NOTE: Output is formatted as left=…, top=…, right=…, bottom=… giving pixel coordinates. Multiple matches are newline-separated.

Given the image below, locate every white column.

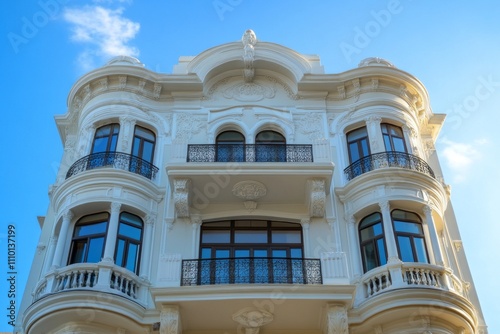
left=365, top=116, right=383, bottom=154
left=119, top=116, right=136, bottom=153
left=140, top=214, right=155, bottom=279
left=423, top=205, right=444, bottom=266
left=44, top=236, right=58, bottom=273
left=347, top=216, right=362, bottom=278
left=301, top=218, right=310, bottom=257
left=327, top=218, right=342, bottom=252
left=191, top=216, right=202, bottom=258
left=102, top=202, right=121, bottom=263
left=401, top=125, right=414, bottom=154
left=379, top=200, right=400, bottom=263
left=51, top=210, right=73, bottom=269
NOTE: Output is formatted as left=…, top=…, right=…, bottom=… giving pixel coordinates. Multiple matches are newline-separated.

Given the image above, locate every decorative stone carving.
left=232, top=308, right=273, bottom=334
left=118, top=76, right=127, bottom=89
left=242, top=29, right=257, bottom=82
left=173, top=179, right=190, bottom=218
left=138, top=79, right=146, bottom=92
left=232, top=181, right=267, bottom=200
left=174, top=113, right=205, bottom=141
left=99, top=77, right=108, bottom=91
left=296, top=113, right=324, bottom=140
left=371, top=78, right=379, bottom=90
left=36, top=243, right=46, bottom=254
left=337, top=85, right=346, bottom=99
left=223, top=82, right=275, bottom=102
left=326, top=304, right=348, bottom=334
left=153, top=83, right=162, bottom=99
left=358, top=57, right=395, bottom=67
left=160, top=305, right=180, bottom=334
left=307, top=179, right=326, bottom=218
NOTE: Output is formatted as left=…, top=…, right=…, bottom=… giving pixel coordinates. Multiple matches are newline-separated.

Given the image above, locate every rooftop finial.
left=242, top=29, right=257, bottom=82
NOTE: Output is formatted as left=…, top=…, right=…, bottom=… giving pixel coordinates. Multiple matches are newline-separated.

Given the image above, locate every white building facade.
left=18, top=30, right=487, bottom=334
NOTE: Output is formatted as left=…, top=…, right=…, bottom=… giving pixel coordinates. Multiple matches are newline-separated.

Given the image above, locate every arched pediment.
left=174, top=30, right=324, bottom=84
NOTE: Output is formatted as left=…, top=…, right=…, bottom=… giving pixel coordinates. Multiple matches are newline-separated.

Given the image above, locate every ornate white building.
left=17, top=30, right=487, bottom=334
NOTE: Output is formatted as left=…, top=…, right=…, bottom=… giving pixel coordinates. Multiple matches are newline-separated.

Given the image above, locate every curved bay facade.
left=18, top=30, right=487, bottom=334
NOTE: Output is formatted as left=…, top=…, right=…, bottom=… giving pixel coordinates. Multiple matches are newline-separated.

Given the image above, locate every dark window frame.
left=392, top=209, right=429, bottom=263
left=381, top=123, right=407, bottom=153
left=131, top=125, right=156, bottom=163
left=91, top=123, right=120, bottom=154
left=215, top=130, right=245, bottom=162
left=359, top=212, right=388, bottom=273
left=68, top=212, right=109, bottom=265
left=114, top=212, right=143, bottom=275
left=346, top=126, right=371, bottom=164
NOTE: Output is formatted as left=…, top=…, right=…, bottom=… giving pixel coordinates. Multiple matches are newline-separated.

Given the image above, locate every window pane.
left=92, top=138, right=108, bottom=153
left=254, top=249, right=268, bottom=257
left=235, top=249, right=250, bottom=257
left=235, top=230, right=267, bottom=243
left=217, top=131, right=244, bottom=142
left=360, top=213, right=382, bottom=228
left=360, top=139, right=369, bottom=156
left=201, top=248, right=212, bottom=259
left=383, top=135, right=392, bottom=151
left=235, top=221, right=267, bottom=227
left=392, top=210, right=420, bottom=222
left=393, top=138, right=406, bottom=152
left=397, top=236, right=414, bottom=262
left=360, top=223, right=383, bottom=241
left=272, top=249, right=287, bottom=258
left=125, top=243, right=139, bottom=272
left=414, top=237, right=429, bottom=263
left=132, top=137, right=141, bottom=156
left=377, top=239, right=387, bottom=265
left=347, top=127, right=368, bottom=141
left=272, top=230, right=301, bottom=243
left=115, top=239, right=125, bottom=266
left=120, top=213, right=142, bottom=227
left=215, top=249, right=230, bottom=258
left=87, top=237, right=105, bottom=263
left=394, top=221, right=422, bottom=234
left=118, top=223, right=142, bottom=240
left=256, top=131, right=285, bottom=143
left=362, top=243, right=377, bottom=272
left=142, top=141, right=154, bottom=162
left=202, top=230, right=230, bottom=243
left=349, top=142, right=360, bottom=162
left=70, top=241, right=87, bottom=264
left=74, top=222, right=107, bottom=237
left=205, top=221, right=231, bottom=227
left=290, top=248, right=302, bottom=258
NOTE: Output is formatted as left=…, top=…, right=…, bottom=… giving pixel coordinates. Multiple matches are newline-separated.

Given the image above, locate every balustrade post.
left=51, top=210, right=73, bottom=270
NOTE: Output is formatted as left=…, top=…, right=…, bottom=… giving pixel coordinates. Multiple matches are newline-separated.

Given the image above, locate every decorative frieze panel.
left=232, top=308, right=274, bottom=334
left=160, top=305, right=181, bottom=334
left=326, top=304, right=349, bottom=334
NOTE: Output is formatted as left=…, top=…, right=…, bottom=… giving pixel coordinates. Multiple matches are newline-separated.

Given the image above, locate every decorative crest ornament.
left=242, top=29, right=257, bottom=82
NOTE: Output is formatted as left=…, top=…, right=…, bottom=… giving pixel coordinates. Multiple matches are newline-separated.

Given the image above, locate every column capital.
left=378, top=200, right=390, bottom=212
left=422, top=204, right=432, bottom=216
left=145, top=214, right=157, bottom=226
left=110, top=202, right=122, bottom=214
left=62, top=209, right=73, bottom=222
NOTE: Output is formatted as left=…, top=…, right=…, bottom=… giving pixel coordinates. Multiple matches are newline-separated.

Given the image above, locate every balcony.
left=32, top=262, right=148, bottom=305
left=181, top=257, right=322, bottom=286
left=66, top=151, right=159, bottom=180
left=187, top=144, right=313, bottom=162
left=344, top=151, right=435, bottom=181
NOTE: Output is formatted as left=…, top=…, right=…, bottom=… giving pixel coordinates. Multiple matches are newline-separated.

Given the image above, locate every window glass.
left=74, top=222, right=107, bottom=237
left=415, top=237, right=429, bottom=263
left=87, top=237, right=105, bottom=263
left=115, top=212, right=143, bottom=274
left=118, top=223, right=142, bottom=240
left=394, top=221, right=422, bottom=234
left=392, top=209, right=428, bottom=263
left=115, top=239, right=125, bottom=267
left=272, top=230, right=301, bottom=243
left=381, top=123, right=406, bottom=152
left=397, top=236, right=414, bottom=262
left=91, top=124, right=119, bottom=153
left=255, top=131, right=285, bottom=143
left=217, top=131, right=245, bottom=142
left=359, top=213, right=386, bottom=272
left=69, top=213, right=108, bottom=265
left=69, top=241, right=87, bottom=264
left=202, top=230, right=230, bottom=243
left=235, top=230, right=267, bottom=243
left=125, top=243, right=139, bottom=272
left=131, top=126, right=156, bottom=163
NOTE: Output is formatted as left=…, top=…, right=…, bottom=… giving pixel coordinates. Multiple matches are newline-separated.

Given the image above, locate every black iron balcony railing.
left=187, top=144, right=313, bottom=162
left=344, top=151, right=435, bottom=181
left=181, top=257, right=322, bottom=286
left=66, top=151, right=159, bottom=180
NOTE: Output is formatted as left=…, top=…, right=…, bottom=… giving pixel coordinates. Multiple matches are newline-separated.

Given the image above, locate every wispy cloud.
left=440, top=138, right=487, bottom=183
left=63, top=5, right=140, bottom=70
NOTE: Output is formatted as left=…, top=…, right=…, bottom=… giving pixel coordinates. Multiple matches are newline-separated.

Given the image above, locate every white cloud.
left=439, top=138, right=487, bottom=183
left=63, top=5, right=140, bottom=69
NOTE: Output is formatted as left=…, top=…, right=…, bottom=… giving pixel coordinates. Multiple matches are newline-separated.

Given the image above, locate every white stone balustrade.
left=32, top=262, right=147, bottom=305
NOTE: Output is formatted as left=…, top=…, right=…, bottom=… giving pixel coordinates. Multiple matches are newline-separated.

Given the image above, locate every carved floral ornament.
left=232, top=180, right=267, bottom=200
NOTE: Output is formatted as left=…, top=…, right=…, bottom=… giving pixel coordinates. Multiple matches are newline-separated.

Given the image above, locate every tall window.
left=255, top=130, right=286, bottom=162
left=381, top=123, right=406, bottom=152
left=131, top=126, right=156, bottom=176
left=392, top=210, right=428, bottom=263
left=359, top=213, right=387, bottom=272
left=69, top=213, right=109, bottom=264
left=115, top=213, right=143, bottom=274
left=347, top=127, right=370, bottom=163
left=91, top=124, right=120, bottom=153
left=200, top=220, right=303, bottom=284
left=216, top=131, right=245, bottom=162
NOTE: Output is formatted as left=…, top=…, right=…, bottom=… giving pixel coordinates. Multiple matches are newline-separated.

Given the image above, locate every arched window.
left=392, top=210, right=428, bottom=263
left=347, top=127, right=370, bottom=163
left=255, top=130, right=286, bottom=162
left=199, top=220, right=304, bottom=284
left=131, top=126, right=156, bottom=176
left=381, top=123, right=406, bottom=152
left=115, top=212, right=143, bottom=274
left=91, top=124, right=120, bottom=153
left=216, top=131, right=245, bottom=162
left=68, top=213, right=109, bottom=264
left=132, top=126, right=155, bottom=163
left=359, top=213, right=387, bottom=272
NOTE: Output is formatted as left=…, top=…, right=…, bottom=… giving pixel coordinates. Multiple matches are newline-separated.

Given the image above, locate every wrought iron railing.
left=344, top=151, right=435, bottom=181
left=66, top=151, right=159, bottom=180
left=187, top=144, right=313, bottom=162
left=181, top=257, right=322, bottom=286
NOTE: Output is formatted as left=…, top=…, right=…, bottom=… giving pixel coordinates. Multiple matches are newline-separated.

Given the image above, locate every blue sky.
left=2, top=0, right=499, bottom=332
